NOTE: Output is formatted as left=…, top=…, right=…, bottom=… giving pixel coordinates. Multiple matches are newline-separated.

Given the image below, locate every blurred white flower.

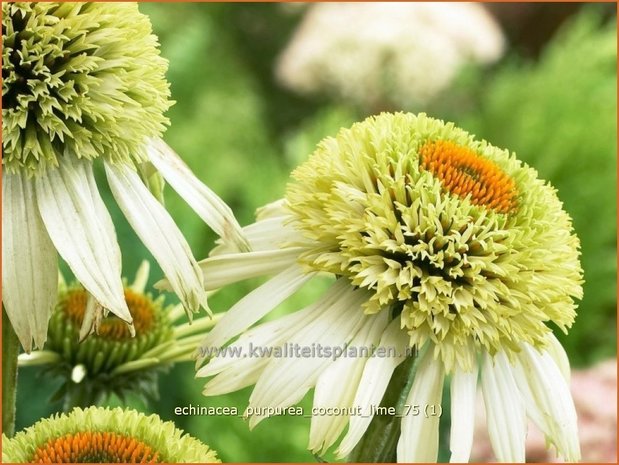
left=276, top=2, right=505, bottom=110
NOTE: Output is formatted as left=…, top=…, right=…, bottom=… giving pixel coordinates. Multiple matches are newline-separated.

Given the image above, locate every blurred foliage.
left=15, top=3, right=616, bottom=463
left=459, top=10, right=617, bottom=366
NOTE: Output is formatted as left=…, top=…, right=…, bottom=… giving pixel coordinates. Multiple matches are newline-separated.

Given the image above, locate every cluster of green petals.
left=286, top=112, right=583, bottom=371
left=2, top=2, right=171, bottom=175
left=2, top=406, right=220, bottom=463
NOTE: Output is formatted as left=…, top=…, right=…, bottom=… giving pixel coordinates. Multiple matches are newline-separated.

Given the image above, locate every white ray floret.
left=247, top=285, right=368, bottom=428
left=310, top=311, right=389, bottom=454
left=2, top=172, right=58, bottom=351
left=146, top=138, right=249, bottom=252
left=481, top=351, right=527, bottom=462
left=199, top=265, right=315, bottom=354
left=34, top=160, right=132, bottom=325
left=449, top=358, right=478, bottom=463
left=397, top=347, right=445, bottom=463
left=336, top=318, right=410, bottom=457
left=105, top=162, right=208, bottom=316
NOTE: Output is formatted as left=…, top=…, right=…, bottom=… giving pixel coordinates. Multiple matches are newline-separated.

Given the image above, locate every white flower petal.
left=78, top=292, right=103, bottom=342
left=200, top=282, right=346, bottom=394
left=255, top=198, right=288, bottom=221
left=199, top=247, right=304, bottom=291
left=247, top=285, right=369, bottom=428
left=480, top=351, right=526, bottom=462
left=2, top=171, right=57, bottom=351
left=198, top=306, right=311, bottom=378
left=33, top=160, right=131, bottom=324
left=516, top=344, right=580, bottom=462
left=104, top=162, right=207, bottom=314
left=210, top=216, right=302, bottom=256
left=397, top=346, right=445, bottom=463
left=449, top=357, right=478, bottom=463
left=202, top=360, right=267, bottom=396
left=336, top=317, right=410, bottom=458
left=146, top=138, right=249, bottom=252
left=199, top=264, right=314, bottom=352
left=309, top=311, right=389, bottom=454
left=545, top=333, right=571, bottom=381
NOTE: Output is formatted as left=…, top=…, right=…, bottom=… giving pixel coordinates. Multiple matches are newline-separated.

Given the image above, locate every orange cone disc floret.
left=47, top=283, right=172, bottom=375
left=31, top=431, right=160, bottom=463
left=419, top=140, right=517, bottom=214
left=2, top=407, right=220, bottom=463
left=60, top=289, right=155, bottom=341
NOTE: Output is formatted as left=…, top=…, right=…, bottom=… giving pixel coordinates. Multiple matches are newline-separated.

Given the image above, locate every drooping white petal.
left=449, top=356, right=478, bottom=463
left=247, top=285, right=369, bottom=428
left=78, top=292, right=104, bottom=342
left=202, top=307, right=317, bottom=396
left=202, top=359, right=268, bottom=396
left=397, top=346, right=445, bottom=463
left=200, top=279, right=351, bottom=394
left=198, top=306, right=313, bottom=378
left=255, top=198, right=289, bottom=221
left=145, top=138, right=249, bottom=252
left=210, top=216, right=304, bottom=256
left=515, top=344, right=580, bottom=462
left=199, top=264, right=314, bottom=353
left=545, top=333, right=571, bottom=381
left=480, top=351, right=526, bottom=462
left=2, top=171, right=57, bottom=351
left=33, top=160, right=131, bottom=324
left=309, top=311, right=389, bottom=454
left=104, top=162, right=207, bottom=315
left=336, top=317, right=410, bottom=458
left=199, top=247, right=304, bottom=290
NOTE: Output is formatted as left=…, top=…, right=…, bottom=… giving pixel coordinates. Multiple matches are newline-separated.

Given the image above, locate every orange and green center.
left=60, top=289, right=155, bottom=340
left=31, top=432, right=161, bottom=463
left=419, top=140, right=517, bottom=214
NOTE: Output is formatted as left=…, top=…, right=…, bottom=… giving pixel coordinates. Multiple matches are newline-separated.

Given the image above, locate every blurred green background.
left=16, top=3, right=616, bottom=462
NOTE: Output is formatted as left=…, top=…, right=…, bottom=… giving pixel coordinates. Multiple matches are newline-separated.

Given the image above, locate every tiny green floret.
left=2, top=2, right=172, bottom=174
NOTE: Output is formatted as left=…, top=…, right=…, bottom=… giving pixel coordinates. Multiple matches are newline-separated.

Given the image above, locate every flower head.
left=19, top=262, right=220, bottom=407
left=286, top=112, right=582, bottom=370
left=2, top=2, right=246, bottom=352
left=196, top=113, right=583, bottom=462
left=2, top=406, right=220, bottom=463
left=2, top=2, right=171, bottom=174
left=276, top=3, right=505, bottom=110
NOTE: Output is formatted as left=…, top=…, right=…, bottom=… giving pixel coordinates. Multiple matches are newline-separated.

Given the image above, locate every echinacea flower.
left=2, top=2, right=246, bottom=351
left=2, top=406, right=220, bottom=463
left=276, top=3, right=504, bottom=110
left=196, top=113, right=583, bottom=462
left=18, top=261, right=220, bottom=408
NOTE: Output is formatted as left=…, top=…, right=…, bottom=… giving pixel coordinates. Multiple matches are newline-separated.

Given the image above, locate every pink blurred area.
left=471, top=359, right=617, bottom=463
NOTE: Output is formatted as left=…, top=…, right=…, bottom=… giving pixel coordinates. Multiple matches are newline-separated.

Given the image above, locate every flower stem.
left=2, top=309, right=20, bottom=437
left=63, top=382, right=105, bottom=412
left=348, top=347, right=419, bottom=462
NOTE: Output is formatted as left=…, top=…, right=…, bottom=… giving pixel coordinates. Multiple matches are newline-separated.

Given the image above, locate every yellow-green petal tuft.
left=286, top=112, right=583, bottom=371
left=2, top=2, right=172, bottom=175
left=2, top=406, right=220, bottom=463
